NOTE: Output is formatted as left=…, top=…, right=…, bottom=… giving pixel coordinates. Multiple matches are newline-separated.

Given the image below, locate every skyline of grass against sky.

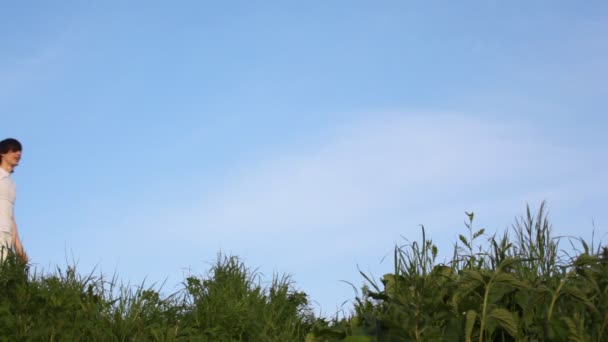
left=2, top=1, right=607, bottom=312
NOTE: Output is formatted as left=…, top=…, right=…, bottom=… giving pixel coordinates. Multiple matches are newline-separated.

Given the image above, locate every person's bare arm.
left=12, top=218, right=27, bottom=262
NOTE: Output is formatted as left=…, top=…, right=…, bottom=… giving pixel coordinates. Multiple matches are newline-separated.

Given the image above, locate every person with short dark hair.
left=0, top=138, right=27, bottom=262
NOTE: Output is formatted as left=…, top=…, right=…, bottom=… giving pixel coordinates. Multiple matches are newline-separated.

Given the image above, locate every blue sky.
left=2, top=1, right=607, bottom=314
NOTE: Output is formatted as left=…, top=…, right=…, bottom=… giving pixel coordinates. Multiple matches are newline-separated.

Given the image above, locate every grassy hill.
left=1, top=202, right=606, bottom=341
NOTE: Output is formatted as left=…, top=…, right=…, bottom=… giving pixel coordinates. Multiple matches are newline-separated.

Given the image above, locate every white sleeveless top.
left=0, top=168, right=16, bottom=233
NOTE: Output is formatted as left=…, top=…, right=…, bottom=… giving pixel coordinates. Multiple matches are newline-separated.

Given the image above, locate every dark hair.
left=0, top=138, right=22, bottom=156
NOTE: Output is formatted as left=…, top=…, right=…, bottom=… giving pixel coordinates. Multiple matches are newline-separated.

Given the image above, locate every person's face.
left=0, top=149, right=21, bottom=168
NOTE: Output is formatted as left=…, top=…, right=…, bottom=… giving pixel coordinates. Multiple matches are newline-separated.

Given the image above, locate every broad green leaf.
left=493, top=272, right=527, bottom=289
left=459, top=235, right=469, bottom=247
left=562, top=317, right=585, bottom=342
left=305, top=333, right=317, bottom=342
left=473, top=228, right=485, bottom=239
left=496, top=257, right=518, bottom=271
left=465, top=310, right=477, bottom=342
left=581, top=240, right=590, bottom=254
left=488, top=308, right=518, bottom=337
left=344, top=336, right=374, bottom=342
left=573, top=254, right=597, bottom=267
left=461, top=270, right=484, bottom=284
left=563, top=286, right=597, bottom=313
left=466, top=211, right=474, bottom=221
left=486, top=284, right=512, bottom=304
left=548, top=315, right=569, bottom=339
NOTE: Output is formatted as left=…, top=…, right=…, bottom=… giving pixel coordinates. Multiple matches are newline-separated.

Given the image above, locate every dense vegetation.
left=0, top=202, right=606, bottom=341
left=0, top=253, right=313, bottom=341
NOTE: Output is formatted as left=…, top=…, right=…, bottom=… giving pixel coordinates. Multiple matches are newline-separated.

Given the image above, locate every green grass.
left=0, top=253, right=313, bottom=341
left=1, top=202, right=606, bottom=341
left=309, top=202, right=608, bottom=341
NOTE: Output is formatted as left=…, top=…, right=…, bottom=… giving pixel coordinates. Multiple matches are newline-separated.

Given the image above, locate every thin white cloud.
left=179, top=113, right=604, bottom=238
